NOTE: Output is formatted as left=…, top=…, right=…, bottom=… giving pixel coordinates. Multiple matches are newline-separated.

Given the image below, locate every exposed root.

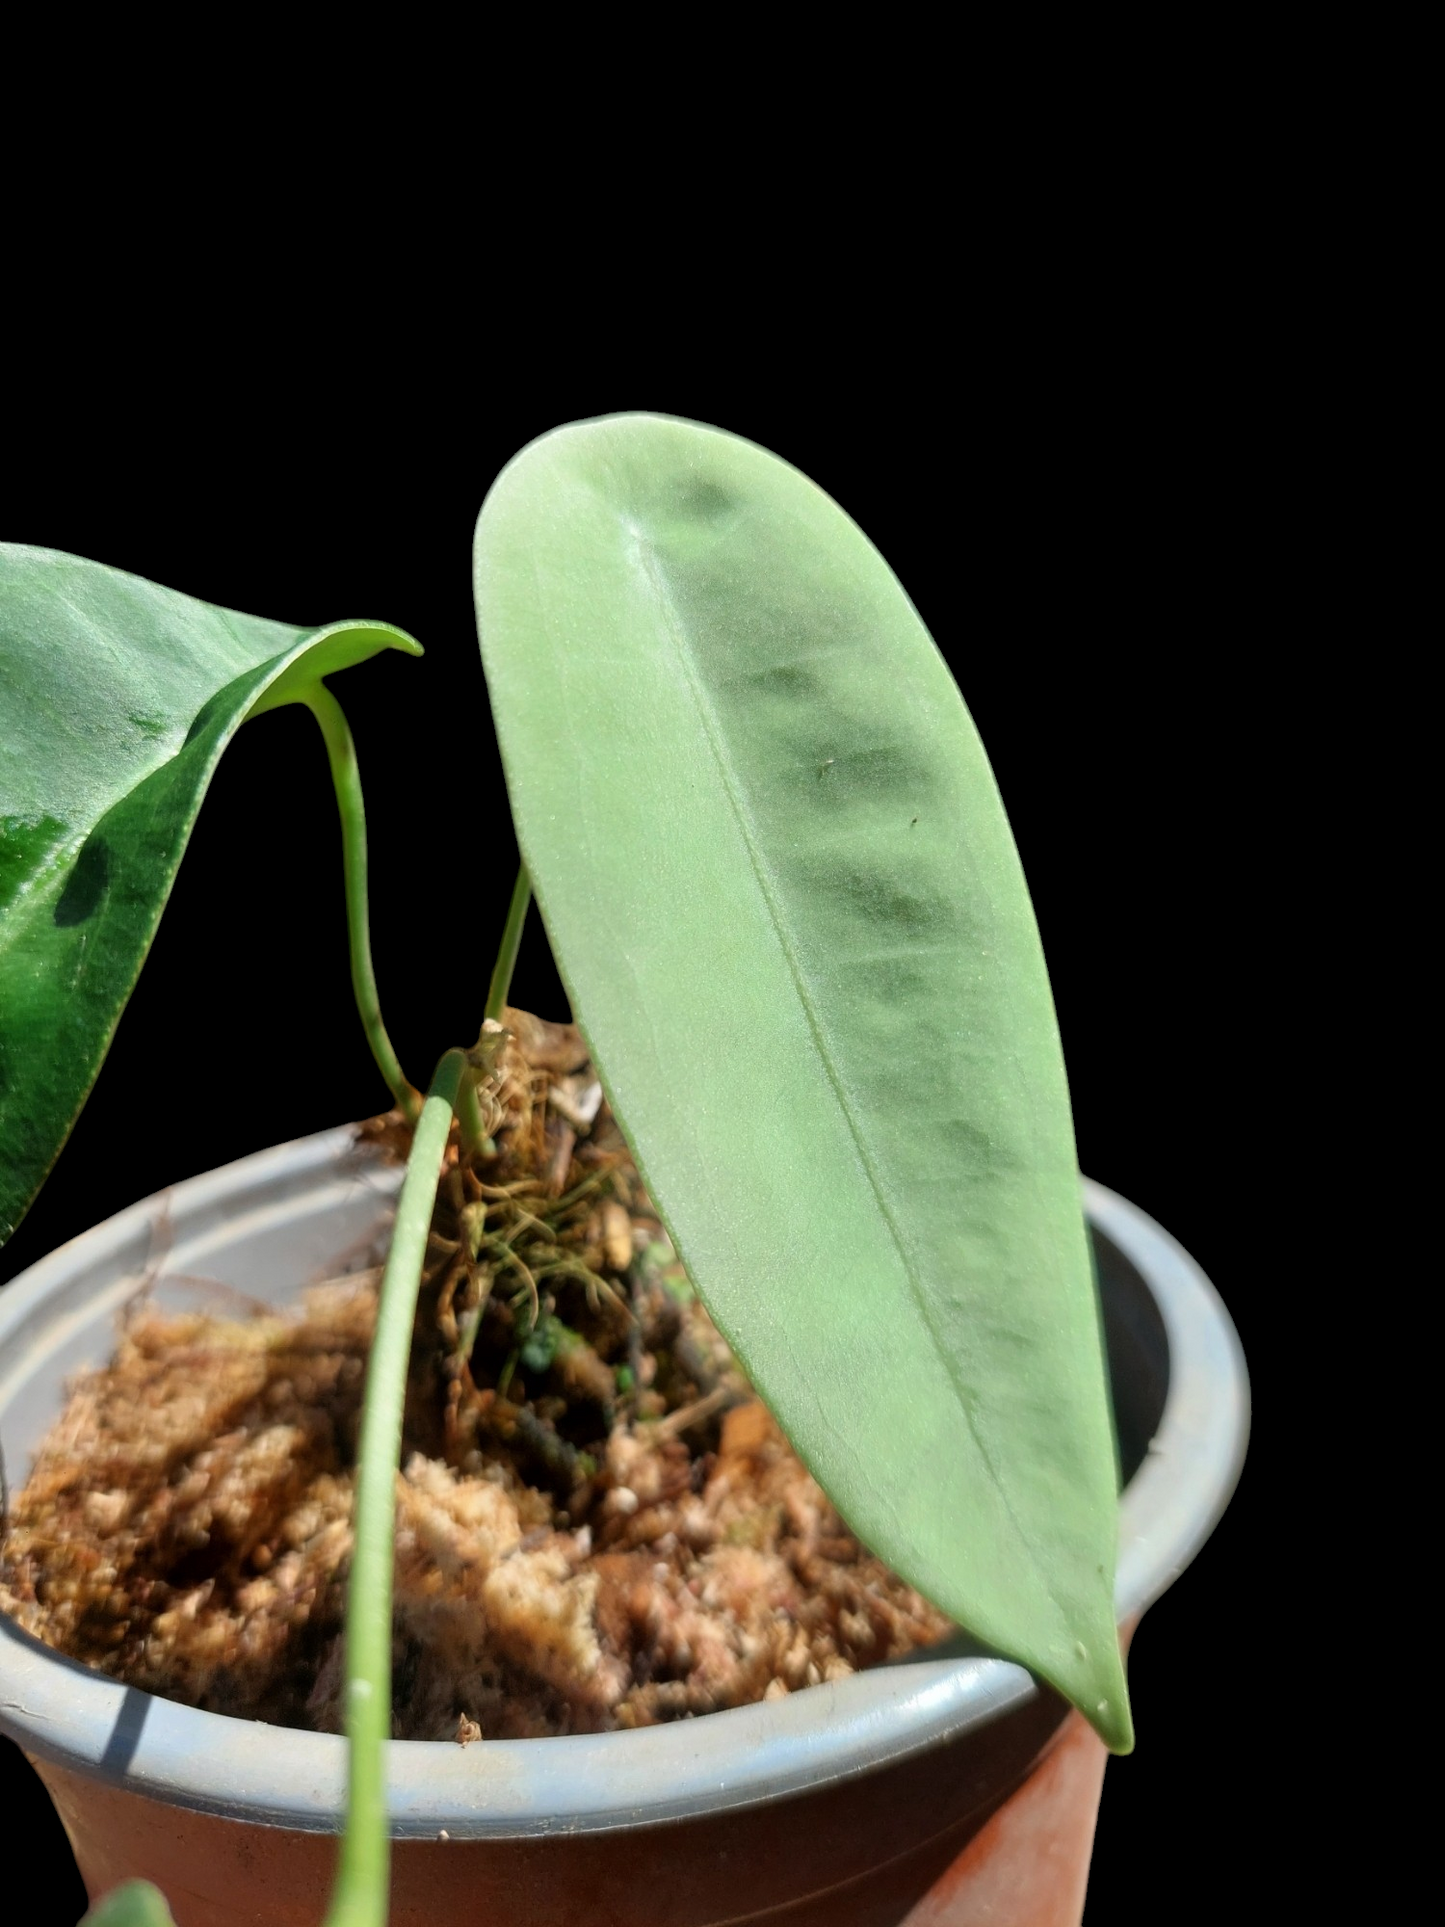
left=1, top=1008, right=951, bottom=1739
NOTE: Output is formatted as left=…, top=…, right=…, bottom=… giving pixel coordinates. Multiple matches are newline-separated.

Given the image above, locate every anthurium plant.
left=0, top=415, right=1131, bottom=1927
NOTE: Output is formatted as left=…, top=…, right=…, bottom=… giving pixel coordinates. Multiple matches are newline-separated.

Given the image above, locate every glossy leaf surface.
left=475, top=417, right=1131, bottom=1746
left=0, top=545, right=419, bottom=1241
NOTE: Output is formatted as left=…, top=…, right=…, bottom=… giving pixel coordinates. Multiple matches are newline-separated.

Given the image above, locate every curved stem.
left=485, top=863, right=531, bottom=1026
left=306, top=683, right=422, bottom=1123
left=323, top=1047, right=465, bottom=1927
left=455, top=1072, right=490, bottom=1158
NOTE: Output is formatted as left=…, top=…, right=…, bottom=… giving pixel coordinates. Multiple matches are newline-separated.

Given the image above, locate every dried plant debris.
left=1, top=1011, right=949, bottom=1739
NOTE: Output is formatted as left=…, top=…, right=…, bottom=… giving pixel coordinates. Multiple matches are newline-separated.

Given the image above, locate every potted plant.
left=0, top=414, right=1248, bottom=1925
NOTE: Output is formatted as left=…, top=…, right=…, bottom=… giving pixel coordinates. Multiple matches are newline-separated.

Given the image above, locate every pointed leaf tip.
left=474, top=415, right=1131, bottom=1739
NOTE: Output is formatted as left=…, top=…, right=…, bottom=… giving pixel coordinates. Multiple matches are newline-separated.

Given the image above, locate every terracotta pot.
left=0, top=1130, right=1248, bottom=1925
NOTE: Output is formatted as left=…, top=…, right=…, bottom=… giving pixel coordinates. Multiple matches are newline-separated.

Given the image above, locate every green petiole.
left=484, top=863, right=531, bottom=1027
left=454, top=1073, right=490, bottom=1158
left=305, top=684, right=422, bottom=1124
left=323, top=1046, right=465, bottom=1927
left=324, top=855, right=534, bottom=1923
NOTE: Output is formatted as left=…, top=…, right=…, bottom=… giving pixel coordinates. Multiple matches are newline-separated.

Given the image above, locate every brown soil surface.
left=0, top=1013, right=949, bottom=1739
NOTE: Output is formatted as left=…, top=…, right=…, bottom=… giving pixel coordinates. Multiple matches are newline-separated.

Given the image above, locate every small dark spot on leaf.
left=679, top=479, right=736, bottom=523
left=53, top=833, right=111, bottom=926
left=127, top=712, right=169, bottom=741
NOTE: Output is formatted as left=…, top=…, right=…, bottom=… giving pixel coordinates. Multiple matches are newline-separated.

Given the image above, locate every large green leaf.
left=0, top=545, right=419, bottom=1242
left=475, top=416, right=1131, bottom=1748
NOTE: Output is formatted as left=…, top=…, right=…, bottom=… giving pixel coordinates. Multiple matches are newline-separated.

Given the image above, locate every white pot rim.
left=0, top=1128, right=1248, bottom=1838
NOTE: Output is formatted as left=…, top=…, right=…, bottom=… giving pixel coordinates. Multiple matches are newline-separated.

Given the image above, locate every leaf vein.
left=630, top=533, right=1053, bottom=1608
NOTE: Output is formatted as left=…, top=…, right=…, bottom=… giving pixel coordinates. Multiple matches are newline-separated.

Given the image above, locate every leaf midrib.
left=626, top=515, right=1053, bottom=1613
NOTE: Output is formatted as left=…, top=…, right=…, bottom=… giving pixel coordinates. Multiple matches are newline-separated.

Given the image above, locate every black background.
left=1, top=348, right=1269, bottom=1923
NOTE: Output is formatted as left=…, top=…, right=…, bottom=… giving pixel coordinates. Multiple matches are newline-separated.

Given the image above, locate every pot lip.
left=0, top=1129, right=1249, bottom=1839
